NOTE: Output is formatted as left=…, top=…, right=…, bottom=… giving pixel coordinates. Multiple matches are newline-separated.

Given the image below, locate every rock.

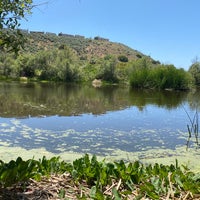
left=19, top=77, right=28, bottom=82
left=92, top=79, right=102, bottom=88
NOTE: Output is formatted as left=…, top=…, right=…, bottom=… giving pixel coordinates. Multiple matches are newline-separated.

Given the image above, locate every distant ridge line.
left=17, top=28, right=110, bottom=41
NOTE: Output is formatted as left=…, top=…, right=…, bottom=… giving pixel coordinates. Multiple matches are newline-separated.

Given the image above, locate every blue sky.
left=20, top=0, right=200, bottom=70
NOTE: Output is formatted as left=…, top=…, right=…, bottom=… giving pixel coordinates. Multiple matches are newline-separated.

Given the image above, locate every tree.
left=97, top=58, right=118, bottom=82
left=0, top=0, right=33, bottom=52
left=189, top=62, right=200, bottom=86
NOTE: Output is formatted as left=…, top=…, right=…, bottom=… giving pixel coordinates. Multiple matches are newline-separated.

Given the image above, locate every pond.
left=0, top=82, right=200, bottom=171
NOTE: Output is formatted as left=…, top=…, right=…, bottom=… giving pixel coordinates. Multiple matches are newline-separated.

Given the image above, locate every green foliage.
left=0, top=42, right=195, bottom=88
left=0, top=156, right=72, bottom=187
left=130, top=60, right=193, bottom=90
left=189, top=62, right=200, bottom=86
left=0, top=155, right=200, bottom=199
left=72, top=154, right=103, bottom=185
left=0, top=47, right=81, bottom=82
left=0, top=0, right=33, bottom=52
left=35, top=156, right=72, bottom=178
left=96, top=57, right=119, bottom=83
left=0, top=52, right=18, bottom=77
left=17, top=54, right=35, bottom=77
left=115, top=62, right=130, bottom=83
left=0, top=48, right=194, bottom=88
left=0, top=157, right=36, bottom=187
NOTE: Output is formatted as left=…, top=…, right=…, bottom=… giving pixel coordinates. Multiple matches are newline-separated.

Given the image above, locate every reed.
left=183, top=105, right=199, bottom=149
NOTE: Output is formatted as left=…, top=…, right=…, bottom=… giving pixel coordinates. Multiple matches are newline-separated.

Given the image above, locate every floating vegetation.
left=0, top=113, right=192, bottom=170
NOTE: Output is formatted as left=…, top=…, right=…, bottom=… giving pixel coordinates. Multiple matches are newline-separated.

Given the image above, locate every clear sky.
left=19, top=0, right=200, bottom=70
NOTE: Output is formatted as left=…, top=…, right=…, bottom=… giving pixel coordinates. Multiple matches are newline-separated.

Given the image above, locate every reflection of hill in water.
left=0, top=82, right=192, bottom=118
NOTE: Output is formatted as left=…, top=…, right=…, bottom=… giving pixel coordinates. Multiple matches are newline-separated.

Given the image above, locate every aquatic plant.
left=0, top=154, right=200, bottom=199
left=183, top=105, right=199, bottom=149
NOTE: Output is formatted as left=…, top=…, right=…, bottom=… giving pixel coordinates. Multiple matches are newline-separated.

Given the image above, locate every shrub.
left=136, top=54, right=142, bottom=58
left=118, top=55, right=128, bottom=62
left=152, top=60, right=161, bottom=65
left=130, top=68, right=149, bottom=88
left=130, top=63, right=192, bottom=90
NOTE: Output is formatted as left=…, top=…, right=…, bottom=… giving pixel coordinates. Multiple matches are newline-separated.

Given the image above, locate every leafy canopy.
left=0, top=0, right=33, bottom=52
left=189, top=62, right=200, bottom=86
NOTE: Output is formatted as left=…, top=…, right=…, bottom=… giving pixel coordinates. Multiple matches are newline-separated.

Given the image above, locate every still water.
left=0, top=82, right=199, bottom=170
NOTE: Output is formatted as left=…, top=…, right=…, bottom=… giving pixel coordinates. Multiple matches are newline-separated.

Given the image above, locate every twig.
left=183, top=191, right=190, bottom=200
left=116, top=178, right=122, bottom=190
left=103, top=182, right=116, bottom=195
left=168, top=172, right=174, bottom=199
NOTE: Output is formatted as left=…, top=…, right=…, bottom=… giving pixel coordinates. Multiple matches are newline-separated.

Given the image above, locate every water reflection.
left=0, top=82, right=194, bottom=118
left=129, top=89, right=188, bottom=111
left=187, top=89, right=200, bottom=111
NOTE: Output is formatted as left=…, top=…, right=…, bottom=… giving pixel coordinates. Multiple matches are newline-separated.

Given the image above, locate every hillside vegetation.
left=0, top=30, right=194, bottom=89
left=20, top=31, right=146, bottom=61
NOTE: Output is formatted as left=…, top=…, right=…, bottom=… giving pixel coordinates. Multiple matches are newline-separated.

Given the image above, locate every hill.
left=20, top=30, right=157, bottom=63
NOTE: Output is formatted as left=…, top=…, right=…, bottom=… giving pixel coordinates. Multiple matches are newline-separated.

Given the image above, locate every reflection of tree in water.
left=0, top=82, right=131, bottom=117
left=187, top=89, right=200, bottom=111
left=0, top=82, right=197, bottom=117
left=128, top=89, right=188, bottom=111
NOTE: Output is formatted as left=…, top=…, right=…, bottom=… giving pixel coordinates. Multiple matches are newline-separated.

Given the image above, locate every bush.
left=152, top=60, right=161, bottom=65
left=130, top=68, right=148, bottom=88
left=136, top=54, right=142, bottom=58
left=130, top=63, right=192, bottom=90
left=118, top=55, right=128, bottom=62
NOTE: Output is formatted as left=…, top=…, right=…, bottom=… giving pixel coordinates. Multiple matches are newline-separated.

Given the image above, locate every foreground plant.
left=0, top=154, right=200, bottom=199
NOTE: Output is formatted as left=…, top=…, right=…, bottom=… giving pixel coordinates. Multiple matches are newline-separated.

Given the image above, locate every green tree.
left=0, top=0, right=33, bottom=52
left=0, top=52, right=18, bottom=77
left=97, top=58, right=118, bottom=82
left=17, top=54, right=35, bottom=77
left=55, top=47, right=80, bottom=82
left=189, top=62, right=200, bottom=86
